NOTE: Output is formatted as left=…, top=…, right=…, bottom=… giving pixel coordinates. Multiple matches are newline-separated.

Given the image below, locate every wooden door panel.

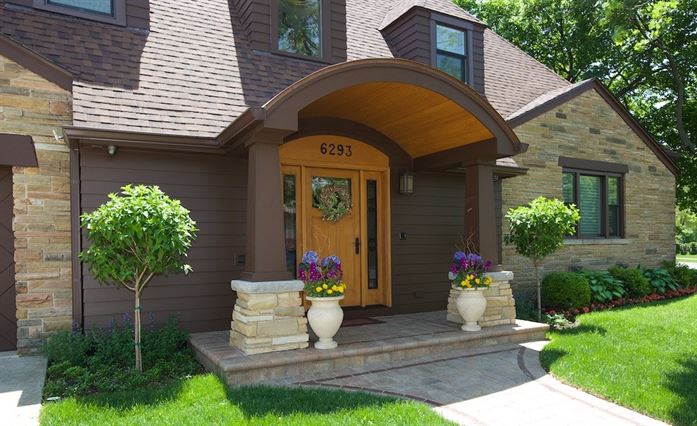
left=0, top=167, right=16, bottom=351
left=304, top=168, right=361, bottom=307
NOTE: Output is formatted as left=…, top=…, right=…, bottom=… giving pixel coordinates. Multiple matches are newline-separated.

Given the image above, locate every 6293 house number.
left=320, top=143, right=352, bottom=157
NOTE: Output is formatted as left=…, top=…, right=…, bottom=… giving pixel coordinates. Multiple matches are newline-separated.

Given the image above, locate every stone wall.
left=0, top=54, right=73, bottom=353
left=501, top=89, right=676, bottom=295
left=447, top=271, right=517, bottom=327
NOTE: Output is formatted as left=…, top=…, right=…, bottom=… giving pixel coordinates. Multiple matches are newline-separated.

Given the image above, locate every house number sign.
left=320, top=142, right=352, bottom=158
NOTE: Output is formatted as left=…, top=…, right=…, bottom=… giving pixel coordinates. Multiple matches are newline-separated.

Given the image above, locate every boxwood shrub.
left=609, top=266, right=652, bottom=297
left=541, top=272, right=591, bottom=310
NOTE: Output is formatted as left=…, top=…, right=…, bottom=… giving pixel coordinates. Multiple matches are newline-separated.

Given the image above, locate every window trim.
left=33, top=0, right=126, bottom=26
left=271, top=0, right=331, bottom=61
left=562, top=168, right=625, bottom=239
left=430, top=14, right=474, bottom=85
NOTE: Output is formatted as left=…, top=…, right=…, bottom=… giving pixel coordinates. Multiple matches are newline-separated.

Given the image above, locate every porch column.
left=241, top=132, right=292, bottom=282
left=464, top=162, right=498, bottom=265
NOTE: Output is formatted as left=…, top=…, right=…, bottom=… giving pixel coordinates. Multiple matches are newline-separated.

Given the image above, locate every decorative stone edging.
left=229, top=280, right=309, bottom=355
left=447, top=271, right=517, bottom=327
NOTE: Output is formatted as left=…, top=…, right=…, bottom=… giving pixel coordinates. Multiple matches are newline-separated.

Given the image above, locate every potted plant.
left=449, top=251, right=493, bottom=331
left=298, top=251, right=346, bottom=349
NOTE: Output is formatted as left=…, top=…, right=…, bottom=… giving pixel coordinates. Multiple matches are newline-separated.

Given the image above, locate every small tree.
left=80, top=185, right=197, bottom=371
left=505, top=197, right=580, bottom=321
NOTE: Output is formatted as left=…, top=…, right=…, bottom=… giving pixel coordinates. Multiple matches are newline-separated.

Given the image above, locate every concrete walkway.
left=302, top=341, right=665, bottom=426
left=0, top=351, right=46, bottom=426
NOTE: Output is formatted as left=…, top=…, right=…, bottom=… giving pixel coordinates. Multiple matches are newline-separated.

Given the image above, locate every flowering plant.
left=449, top=251, right=493, bottom=289
left=298, top=251, right=346, bottom=297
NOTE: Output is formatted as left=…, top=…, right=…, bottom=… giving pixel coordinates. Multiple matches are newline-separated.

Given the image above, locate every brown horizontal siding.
left=329, top=0, right=347, bottom=62
left=391, top=172, right=465, bottom=312
left=234, top=0, right=272, bottom=51
left=382, top=9, right=431, bottom=65
left=125, top=0, right=149, bottom=28
left=471, top=28, right=485, bottom=95
left=79, top=147, right=246, bottom=332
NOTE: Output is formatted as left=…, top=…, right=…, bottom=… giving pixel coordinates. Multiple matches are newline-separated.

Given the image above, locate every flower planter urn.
left=455, top=288, right=487, bottom=331
left=306, top=295, right=344, bottom=349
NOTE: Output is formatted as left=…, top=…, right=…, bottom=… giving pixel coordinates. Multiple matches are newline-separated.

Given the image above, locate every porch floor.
left=190, top=311, right=548, bottom=386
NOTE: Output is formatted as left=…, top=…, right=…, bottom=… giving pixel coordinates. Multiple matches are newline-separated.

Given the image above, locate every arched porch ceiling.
left=298, top=82, right=493, bottom=158
left=256, top=58, right=521, bottom=160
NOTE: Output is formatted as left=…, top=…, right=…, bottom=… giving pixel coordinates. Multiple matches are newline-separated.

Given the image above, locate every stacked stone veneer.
left=447, top=271, right=517, bottom=326
left=502, top=90, right=676, bottom=294
left=230, top=280, right=309, bottom=355
left=1, top=54, right=73, bottom=353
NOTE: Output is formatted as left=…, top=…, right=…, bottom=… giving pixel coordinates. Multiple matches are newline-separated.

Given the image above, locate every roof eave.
left=0, top=33, right=73, bottom=92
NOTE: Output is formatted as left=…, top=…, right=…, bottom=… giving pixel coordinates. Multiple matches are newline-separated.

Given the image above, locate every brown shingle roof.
left=0, top=0, right=569, bottom=137
left=379, top=0, right=483, bottom=30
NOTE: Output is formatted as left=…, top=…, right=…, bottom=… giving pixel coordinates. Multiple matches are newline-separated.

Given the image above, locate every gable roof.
left=0, top=33, right=72, bottom=91
left=506, top=78, right=679, bottom=176
left=379, top=0, right=483, bottom=30
left=0, top=0, right=569, bottom=138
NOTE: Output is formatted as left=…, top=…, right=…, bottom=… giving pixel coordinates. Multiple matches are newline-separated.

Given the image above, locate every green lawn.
left=677, top=254, right=697, bottom=264
left=40, top=374, right=452, bottom=426
left=540, top=295, right=697, bottom=425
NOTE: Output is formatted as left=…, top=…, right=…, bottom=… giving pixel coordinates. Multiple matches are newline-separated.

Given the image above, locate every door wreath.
left=316, top=185, right=352, bottom=222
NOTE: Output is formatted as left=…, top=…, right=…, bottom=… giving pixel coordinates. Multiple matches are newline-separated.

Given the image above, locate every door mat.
left=341, top=318, right=385, bottom=327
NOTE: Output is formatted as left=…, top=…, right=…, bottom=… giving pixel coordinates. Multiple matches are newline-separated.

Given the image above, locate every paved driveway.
left=302, top=341, right=665, bottom=426
left=0, top=351, right=46, bottom=426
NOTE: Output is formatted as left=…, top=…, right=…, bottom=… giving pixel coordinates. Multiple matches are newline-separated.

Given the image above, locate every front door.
left=304, top=168, right=362, bottom=306
left=0, top=167, right=16, bottom=351
left=280, top=136, right=391, bottom=308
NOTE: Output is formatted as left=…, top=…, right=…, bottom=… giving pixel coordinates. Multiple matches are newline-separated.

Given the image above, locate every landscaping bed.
left=540, top=294, right=697, bottom=426
left=40, top=318, right=450, bottom=426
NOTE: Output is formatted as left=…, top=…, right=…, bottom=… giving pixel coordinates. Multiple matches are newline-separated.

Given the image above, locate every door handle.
left=355, top=237, right=360, bottom=255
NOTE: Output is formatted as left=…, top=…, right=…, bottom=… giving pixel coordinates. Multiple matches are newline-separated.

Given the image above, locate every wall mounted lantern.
left=399, top=171, right=414, bottom=195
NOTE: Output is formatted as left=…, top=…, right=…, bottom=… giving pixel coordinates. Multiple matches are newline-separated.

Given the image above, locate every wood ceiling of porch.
left=298, top=82, right=494, bottom=158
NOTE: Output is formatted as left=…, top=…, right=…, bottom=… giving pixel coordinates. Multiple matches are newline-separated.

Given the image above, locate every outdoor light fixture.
left=107, top=145, right=118, bottom=156
left=399, top=171, right=414, bottom=194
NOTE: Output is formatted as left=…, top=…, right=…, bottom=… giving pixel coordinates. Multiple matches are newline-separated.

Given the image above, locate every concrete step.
left=190, top=313, right=548, bottom=386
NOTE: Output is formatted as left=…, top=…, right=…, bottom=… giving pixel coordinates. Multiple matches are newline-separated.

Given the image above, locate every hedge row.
left=677, top=242, right=697, bottom=255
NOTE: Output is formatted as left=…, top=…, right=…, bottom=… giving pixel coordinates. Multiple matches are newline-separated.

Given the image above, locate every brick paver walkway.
left=299, top=341, right=666, bottom=426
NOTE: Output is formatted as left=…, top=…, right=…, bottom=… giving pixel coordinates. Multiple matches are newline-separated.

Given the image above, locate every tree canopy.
left=456, top=0, right=696, bottom=211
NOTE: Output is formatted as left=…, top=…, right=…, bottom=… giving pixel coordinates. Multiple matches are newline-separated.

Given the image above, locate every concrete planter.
left=306, top=295, right=344, bottom=349
left=455, top=288, right=488, bottom=331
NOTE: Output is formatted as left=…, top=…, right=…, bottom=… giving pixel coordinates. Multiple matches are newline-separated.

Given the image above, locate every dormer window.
left=278, top=0, right=321, bottom=58
left=47, top=0, right=113, bottom=15
left=435, top=23, right=468, bottom=82
left=30, top=0, right=126, bottom=25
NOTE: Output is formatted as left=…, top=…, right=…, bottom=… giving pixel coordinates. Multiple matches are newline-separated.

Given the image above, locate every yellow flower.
left=338, top=287, right=344, bottom=293
left=331, top=285, right=338, bottom=291
left=327, top=289, right=333, bottom=295
left=485, top=276, right=492, bottom=285
left=315, top=286, right=322, bottom=292
left=322, top=284, right=328, bottom=289
left=475, top=278, right=481, bottom=285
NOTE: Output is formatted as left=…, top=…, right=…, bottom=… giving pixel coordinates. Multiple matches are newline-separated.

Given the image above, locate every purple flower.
left=454, top=251, right=466, bottom=262
left=302, top=251, right=319, bottom=264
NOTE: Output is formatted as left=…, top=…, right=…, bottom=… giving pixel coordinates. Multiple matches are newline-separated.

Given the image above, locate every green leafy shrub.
left=662, top=261, right=697, bottom=288
left=541, top=272, right=591, bottom=310
left=691, top=242, right=697, bottom=255
left=641, top=267, right=679, bottom=294
left=579, top=270, right=625, bottom=303
left=679, top=243, right=690, bottom=255
left=609, top=266, right=652, bottom=297
left=43, top=317, right=200, bottom=398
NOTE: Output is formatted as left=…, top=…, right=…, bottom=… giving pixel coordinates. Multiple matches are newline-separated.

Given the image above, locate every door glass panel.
left=311, top=176, right=351, bottom=208
left=367, top=180, right=378, bottom=289
left=579, top=175, right=602, bottom=237
left=283, top=175, right=297, bottom=276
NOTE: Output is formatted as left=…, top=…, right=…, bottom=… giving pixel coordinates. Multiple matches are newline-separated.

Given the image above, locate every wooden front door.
left=0, top=167, right=16, bottom=351
left=280, top=136, right=392, bottom=308
left=304, top=168, right=362, bottom=306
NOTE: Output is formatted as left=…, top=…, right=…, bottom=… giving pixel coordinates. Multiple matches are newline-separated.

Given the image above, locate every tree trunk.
left=534, top=261, right=541, bottom=322
left=134, top=290, right=143, bottom=372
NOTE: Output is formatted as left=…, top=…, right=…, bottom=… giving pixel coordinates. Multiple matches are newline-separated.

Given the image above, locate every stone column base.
left=230, top=280, right=309, bottom=355
left=447, top=271, right=516, bottom=327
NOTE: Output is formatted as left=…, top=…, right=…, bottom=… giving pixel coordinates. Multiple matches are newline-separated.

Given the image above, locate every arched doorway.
left=280, top=136, right=391, bottom=307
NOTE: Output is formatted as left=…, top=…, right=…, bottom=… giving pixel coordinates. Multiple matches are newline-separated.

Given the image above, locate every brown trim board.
left=69, top=139, right=83, bottom=328
left=0, top=133, right=38, bottom=167
left=0, top=33, right=72, bottom=92
left=507, top=78, right=678, bottom=176
left=558, top=156, right=629, bottom=174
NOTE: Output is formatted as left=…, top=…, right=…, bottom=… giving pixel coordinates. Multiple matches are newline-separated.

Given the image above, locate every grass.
left=540, top=294, right=697, bottom=426
left=677, top=254, right=697, bottom=264
left=40, top=374, right=452, bottom=426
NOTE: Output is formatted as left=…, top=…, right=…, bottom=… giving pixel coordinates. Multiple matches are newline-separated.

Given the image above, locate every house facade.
left=0, top=0, right=676, bottom=353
